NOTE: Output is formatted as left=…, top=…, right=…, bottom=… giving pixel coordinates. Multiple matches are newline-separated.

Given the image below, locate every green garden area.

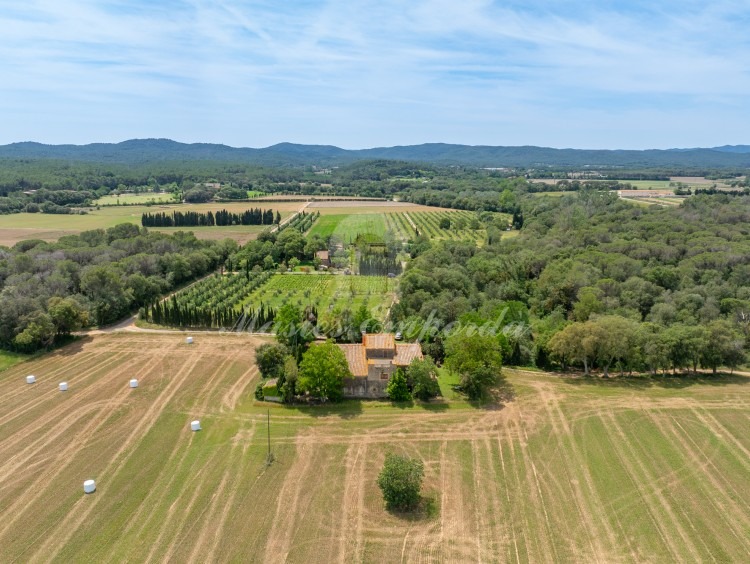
left=242, top=274, right=395, bottom=320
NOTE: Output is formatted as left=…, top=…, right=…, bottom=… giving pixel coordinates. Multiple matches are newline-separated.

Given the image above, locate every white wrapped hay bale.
left=26, top=375, right=36, bottom=384
left=129, top=379, right=138, bottom=388
left=83, top=479, right=96, bottom=494
left=186, top=336, right=194, bottom=344
left=59, top=382, right=68, bottom=391
left=191, top=420, right=201, bottom=431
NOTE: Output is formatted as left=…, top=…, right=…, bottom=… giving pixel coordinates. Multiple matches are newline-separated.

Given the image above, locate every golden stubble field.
left=1, top=332, right=750, bottom=562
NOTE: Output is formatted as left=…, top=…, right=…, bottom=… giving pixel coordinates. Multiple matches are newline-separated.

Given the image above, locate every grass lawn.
left=0, top=350, right=28, bottom=372
left=437, top=366, right=461, bottom=400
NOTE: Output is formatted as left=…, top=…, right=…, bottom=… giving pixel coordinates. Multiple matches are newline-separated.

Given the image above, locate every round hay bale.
left=26, top=375, right=36, bottom=384
left=59, top=382, right=68, bottom=391
left=186, top=336, right=194, bottom=344
left=190, top=420, right=201, bottom=431
left=83, top=479, right=96, bottom=494
left=129, top=379, right=138, bottom=388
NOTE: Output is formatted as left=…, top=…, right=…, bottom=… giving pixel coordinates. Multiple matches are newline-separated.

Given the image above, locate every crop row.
left=410, top=211, right=486, bottom=243
left=171, top=271, right=272, bottom=312
left=384, top=213, right=415, bottom=240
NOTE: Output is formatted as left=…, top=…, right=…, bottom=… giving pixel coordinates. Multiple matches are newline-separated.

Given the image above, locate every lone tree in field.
left=377, top=453, right=424, bottom=511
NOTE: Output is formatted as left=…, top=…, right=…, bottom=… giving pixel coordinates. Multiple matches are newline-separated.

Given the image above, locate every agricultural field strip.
left=306, top=210, right=488, bottom=242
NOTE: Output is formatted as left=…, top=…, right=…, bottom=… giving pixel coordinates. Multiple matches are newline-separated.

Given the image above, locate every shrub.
left=386, top=369, right=411, bottom=401
left=377, top=453, right=424, bottom=511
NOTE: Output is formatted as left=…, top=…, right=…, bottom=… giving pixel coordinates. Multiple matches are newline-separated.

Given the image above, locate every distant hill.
left=1, top=138, right=749, bottom=168
left=710, top=145, right=750, bottom=154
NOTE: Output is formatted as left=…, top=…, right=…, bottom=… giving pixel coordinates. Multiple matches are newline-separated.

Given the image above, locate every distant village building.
left=204, top=182, right=221, bottom=189
left=338, top=334, right=422, bottom=398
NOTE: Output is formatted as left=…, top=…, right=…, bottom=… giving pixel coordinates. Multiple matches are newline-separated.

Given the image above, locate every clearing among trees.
left=1, top=332, right=750, bottom=562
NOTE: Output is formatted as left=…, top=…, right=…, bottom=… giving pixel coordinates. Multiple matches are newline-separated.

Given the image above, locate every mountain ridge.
left=1, top=138, right=749, bottom=168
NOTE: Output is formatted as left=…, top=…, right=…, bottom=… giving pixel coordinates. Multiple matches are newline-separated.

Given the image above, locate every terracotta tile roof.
left=394, top=343, right=423, bottom=366
left=316, top=250, right=329, bottom=260
left=338, top=344, right=368, bottom=377
left=363, top=333, right=395, bottom=350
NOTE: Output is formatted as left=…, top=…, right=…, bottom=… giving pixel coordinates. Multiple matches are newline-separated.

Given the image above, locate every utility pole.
left=266, top=408, right=273, bottom=465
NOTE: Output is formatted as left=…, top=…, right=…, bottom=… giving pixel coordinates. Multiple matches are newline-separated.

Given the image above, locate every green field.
left=306, top=213, right=386, bottom=241
left=242, top=273, right=395, bottom=320
left=94, top=193, right=178, bottom=206
left=307, top=210, right=507, bottom=245
left=2, top=332, right=750, bottom=562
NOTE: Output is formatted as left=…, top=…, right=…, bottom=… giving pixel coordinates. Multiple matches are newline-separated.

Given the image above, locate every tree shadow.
left=291, top=399, right=364, bottom=419
left=467, top=379, right=516, bottom=411
left=417, top=400, right=450, bottom=412
left=386, top=493, right=439, bottom=522
left=561, top=371, right=750, bottom=390
left=50, top=335, right=90, bottom=357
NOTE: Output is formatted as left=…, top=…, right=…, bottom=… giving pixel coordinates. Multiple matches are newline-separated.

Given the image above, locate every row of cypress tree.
left=141, top=208, right=280, bottom=227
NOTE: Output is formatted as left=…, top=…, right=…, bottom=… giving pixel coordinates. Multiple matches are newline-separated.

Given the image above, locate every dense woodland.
left=393, top=192, right=750, bottom=374
left=0, top=225, right=234, bottom=351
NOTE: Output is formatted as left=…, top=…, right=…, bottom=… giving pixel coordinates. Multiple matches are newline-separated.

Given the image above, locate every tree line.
left=141, top=208, right=280, bottom=227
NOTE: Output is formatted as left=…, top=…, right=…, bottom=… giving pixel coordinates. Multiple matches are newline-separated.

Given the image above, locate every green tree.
left=386, top=369, right=411, bottom=401
left=547, top=321, right=595, bottom=374
left=377, top=453, right=424, bottom=511
left=572, top=286, right=604, bottom=322
left=444, top=332, right=503, bottom=399
left=297, top=341, right=350, bottom=402
left=274, top=304, right=315, bottom=357
left=80, top=265, right=133, bottom=325
left=700, top=320, right=745, bottom=374
left=280, top=355, right=299, bottom=402
left=14, top=311, right=56, bottom=351
left=255, top=343, right=289, bottom=379
left=47, top=297, right=89, bottom=335
left=406, top=356, right=440, bottom=400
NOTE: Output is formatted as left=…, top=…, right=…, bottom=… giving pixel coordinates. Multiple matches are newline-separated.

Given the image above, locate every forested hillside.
left=394, top=192, right=750, bottom=374
left=3, top=139, right=750, bottom=168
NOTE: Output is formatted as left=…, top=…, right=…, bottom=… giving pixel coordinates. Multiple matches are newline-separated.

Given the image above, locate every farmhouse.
left=338, top=333, right=422, bottom=398
left=315, top=250, right=331, bottom=267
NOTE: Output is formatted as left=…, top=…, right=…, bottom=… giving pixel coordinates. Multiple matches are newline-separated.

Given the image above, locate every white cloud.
left=0, top=0, right=748, bottom=148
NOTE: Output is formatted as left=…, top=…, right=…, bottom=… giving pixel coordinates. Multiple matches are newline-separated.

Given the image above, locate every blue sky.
left=1, top=0, right=748, bottom=149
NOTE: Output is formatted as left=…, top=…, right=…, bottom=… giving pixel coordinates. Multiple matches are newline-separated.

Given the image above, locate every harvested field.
left=1, top=334, right=750, bottom=562
left=0, top=201, right=304, bottom=247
